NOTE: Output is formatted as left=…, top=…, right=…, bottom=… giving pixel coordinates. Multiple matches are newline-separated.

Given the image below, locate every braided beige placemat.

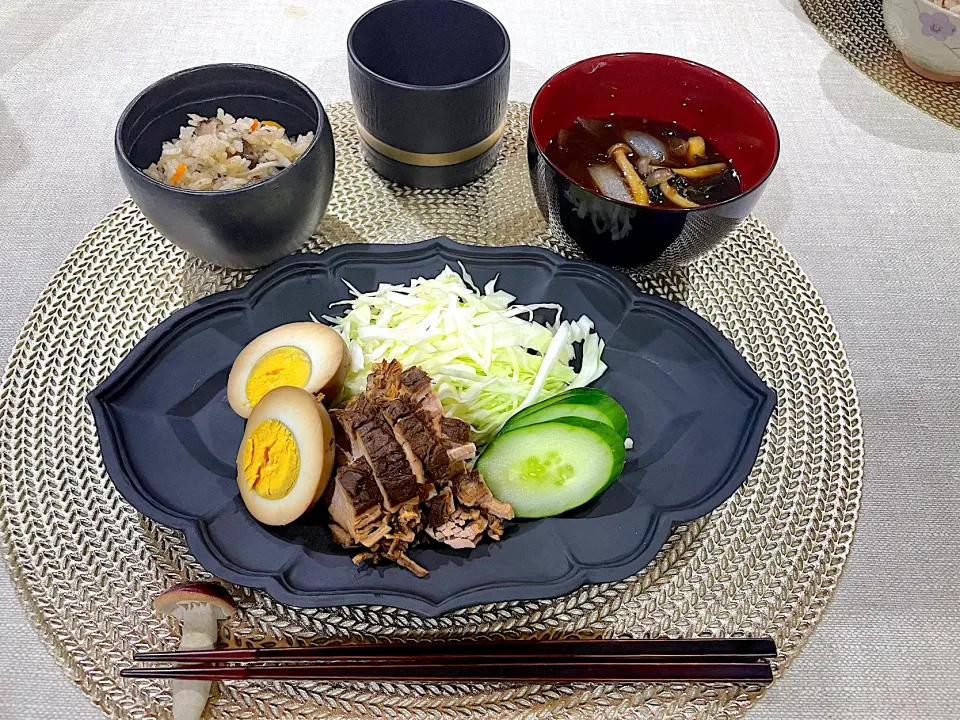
left=800, top=0, right=960, bottom=127
left=0, top=102, right=862, bottom=720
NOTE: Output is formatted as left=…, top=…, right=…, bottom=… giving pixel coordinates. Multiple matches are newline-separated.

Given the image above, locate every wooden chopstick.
left=121, top=660, right=773, bottom=683
left=133, top=637, right=777, bottom=664
left=124, top=638, right=775, bottom=684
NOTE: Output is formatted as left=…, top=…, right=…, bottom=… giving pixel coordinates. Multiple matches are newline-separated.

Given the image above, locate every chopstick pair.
left=123, top=637, right=776, bottom=684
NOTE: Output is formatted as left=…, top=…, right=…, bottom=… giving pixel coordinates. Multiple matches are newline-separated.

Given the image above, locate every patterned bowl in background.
left=884, top=0, right=960, bottom=82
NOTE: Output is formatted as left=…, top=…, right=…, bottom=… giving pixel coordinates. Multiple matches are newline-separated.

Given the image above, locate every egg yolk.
left=245, top=346, right=312, bottom=407
left=242, top=420, right=301, bottom=499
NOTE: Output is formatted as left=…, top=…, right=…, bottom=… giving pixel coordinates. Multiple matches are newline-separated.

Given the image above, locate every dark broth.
left=544, top=116, right=742, bottom=208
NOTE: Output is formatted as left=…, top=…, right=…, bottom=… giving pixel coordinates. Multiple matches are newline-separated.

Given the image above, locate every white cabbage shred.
left=323, top=265, right=607, bottom=445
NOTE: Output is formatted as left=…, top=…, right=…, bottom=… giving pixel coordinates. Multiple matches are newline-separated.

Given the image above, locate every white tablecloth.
left=1, top=0, right=959, bottom=718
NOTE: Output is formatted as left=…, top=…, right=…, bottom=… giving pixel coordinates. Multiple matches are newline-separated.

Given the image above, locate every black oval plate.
left=89, top=238, right=775, bottom=616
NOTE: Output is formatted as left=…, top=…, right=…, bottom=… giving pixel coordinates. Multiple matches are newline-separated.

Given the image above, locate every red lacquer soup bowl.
left=528, top=53, right=779, bottom=270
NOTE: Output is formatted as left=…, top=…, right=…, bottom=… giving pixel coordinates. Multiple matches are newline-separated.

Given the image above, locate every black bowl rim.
left=528, top=52, right=781, bottom=215
left=115, top=63, right=328, bottom=198
left=347, top=0, right=510, bottom=92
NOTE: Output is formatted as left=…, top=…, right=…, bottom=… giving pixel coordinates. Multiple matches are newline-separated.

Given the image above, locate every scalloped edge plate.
left=89, top=238, right=775, bottom=616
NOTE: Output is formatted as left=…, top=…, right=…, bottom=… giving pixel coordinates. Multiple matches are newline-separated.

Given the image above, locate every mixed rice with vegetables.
left=145, top=109, right=314, bottom=191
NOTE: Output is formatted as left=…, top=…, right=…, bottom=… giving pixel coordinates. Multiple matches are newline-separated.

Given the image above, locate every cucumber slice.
left=501, top=388, right=629, bottom=439
left=477, top=418, right=626, bottom=518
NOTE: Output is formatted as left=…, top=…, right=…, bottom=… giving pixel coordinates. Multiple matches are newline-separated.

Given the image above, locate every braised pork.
left=440, top=417, right=470, bottom=444
left=337, top=393, right=419, bottom=511
left=325, top=457, right=382, bottom=544
left=366, top=358, right=403, bottom=401
left=399, top=366, right=431, bottom=401
left=323, top=361, right=513, bottom=576
left=449, top=468, right=515, bottom=520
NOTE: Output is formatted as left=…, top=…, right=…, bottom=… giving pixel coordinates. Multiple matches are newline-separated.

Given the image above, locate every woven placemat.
left=0, top=102, right=863, bottom=720
left=800, top=0, right=960, bottom=128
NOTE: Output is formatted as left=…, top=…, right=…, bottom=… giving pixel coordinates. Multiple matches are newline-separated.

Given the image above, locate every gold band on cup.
left=356, top=121, right=505, bottom=167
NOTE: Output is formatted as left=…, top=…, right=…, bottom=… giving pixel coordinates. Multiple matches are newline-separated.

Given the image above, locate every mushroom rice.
left=145, top=108, right=314, bottom=191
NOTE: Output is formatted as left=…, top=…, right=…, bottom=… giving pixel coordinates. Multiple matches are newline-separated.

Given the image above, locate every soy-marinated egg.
left=227, top=322, right=348, bottom=418
left=236, top=386, right=335, bottom=526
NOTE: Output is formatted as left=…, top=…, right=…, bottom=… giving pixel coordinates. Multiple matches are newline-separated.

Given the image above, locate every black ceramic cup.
left=116, top=64, right=335, bottom=269
left=347, top=0, right=510, bottom=188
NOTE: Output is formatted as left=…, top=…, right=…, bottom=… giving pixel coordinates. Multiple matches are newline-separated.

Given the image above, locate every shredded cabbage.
left=322, top=265, right=607, bottom=445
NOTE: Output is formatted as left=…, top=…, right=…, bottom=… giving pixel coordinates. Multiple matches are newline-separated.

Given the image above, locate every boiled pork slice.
left=425, top=488, right=489, bottom=549
left=354, top=416, right=420, bottom=511
left=440, top=417, right=470, bottom=444
left=382, top=396, right=453, bottom=482
left=365, top=358, right=404, bottom=401
left=325, top=457, right=383, bottom=546
left=449, top=468, right=515, bottom=520
left=439, top=416, right=477, bottom=461
left=399, top=366, right=431, bottom=402
left=337, top=393, right=419, bottom=511
left=324, top=361, right=514, bottom=575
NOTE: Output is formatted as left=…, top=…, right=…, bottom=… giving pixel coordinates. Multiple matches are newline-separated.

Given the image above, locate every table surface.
left=1, top=0, right=959, bottom=718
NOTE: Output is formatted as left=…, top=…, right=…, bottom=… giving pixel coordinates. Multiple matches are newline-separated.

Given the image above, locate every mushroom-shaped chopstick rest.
left=154, top=582, right=237, bottom=720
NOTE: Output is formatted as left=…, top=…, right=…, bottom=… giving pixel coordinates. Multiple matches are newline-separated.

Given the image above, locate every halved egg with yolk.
left=236, top=385, right=336, bottom=526
left=227, top=322, right=349, bottom=418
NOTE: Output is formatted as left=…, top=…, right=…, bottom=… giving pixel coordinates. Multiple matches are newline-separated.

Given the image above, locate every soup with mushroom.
left=544, top=117, right=742, bottom=209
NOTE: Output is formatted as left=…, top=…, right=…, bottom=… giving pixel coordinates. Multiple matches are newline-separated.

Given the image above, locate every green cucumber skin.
left=557, top=417, right=626, bottom=494
left=502, top=403, right=612, bottom=435
left=478, top=417, right=626, bottom=518
left=501, top=388, right=629, bottom=439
